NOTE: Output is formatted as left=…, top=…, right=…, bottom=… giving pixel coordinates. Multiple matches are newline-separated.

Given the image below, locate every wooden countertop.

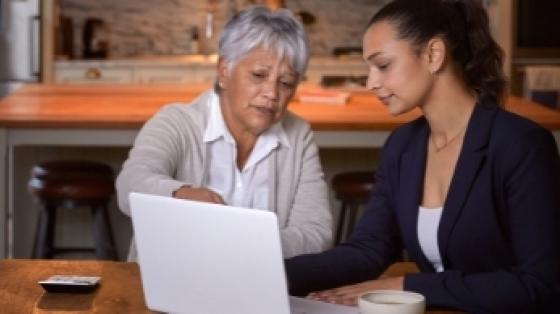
left=0, top=259, right=462, bottom=313
left=1, top=84, right=559, bottom=130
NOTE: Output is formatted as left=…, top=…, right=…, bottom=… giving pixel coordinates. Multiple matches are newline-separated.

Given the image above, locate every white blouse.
left=417, top=206, right=444, bottom=272
left=203, top=92, right=289, bottom=210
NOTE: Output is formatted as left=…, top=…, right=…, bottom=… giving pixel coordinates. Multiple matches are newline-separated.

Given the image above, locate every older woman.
left=116, top=6, right=332, bottom=261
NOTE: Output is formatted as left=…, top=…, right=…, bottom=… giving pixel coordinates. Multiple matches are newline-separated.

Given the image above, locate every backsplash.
left=60, top=0, right=389, bottom=58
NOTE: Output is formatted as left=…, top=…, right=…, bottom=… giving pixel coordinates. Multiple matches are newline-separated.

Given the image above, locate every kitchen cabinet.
left=304, top=62, right=367, bottom=85
left=134, top=67, right=195, bottom=84
left=55, top=57, right=217, bottom=85
left=192, top=65, right=218, bottom=84
left=55, top=66, right=134, bottom=84
left=54, top=56, right=368, bottom=86
left=133, top=66, right=216, bottom=84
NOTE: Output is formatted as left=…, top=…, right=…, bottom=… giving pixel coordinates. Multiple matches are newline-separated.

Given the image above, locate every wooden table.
left=0, top=259, right=462, bottom=313
left=2, top=84, right=560, bottom=258
left=0, top=259, right=150, bottom=313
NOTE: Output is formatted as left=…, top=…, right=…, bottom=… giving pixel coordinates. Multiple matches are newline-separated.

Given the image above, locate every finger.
left=214, top=193, right=225, bottom=204
left=327, top=290, right=361, bottom=305
left=210, top=193, right=224, bottom=204
left=306, top=294, right=322, bottom=301
left=313, top=290, right=335, bottom=299
left=208, top=193, right=218, bottom=203
left=340, top=297, right=358, bottom=306
left=201, top=188, right=223, bottom=204
left=329, top=287, right=354, bottom=297
left=308, top=292, right=327, bottom=300
left=327, top=293, right=356, bottom=305
left=311, top=294, right=332, bottom=302
left=328, top=295, right=348, bottom=304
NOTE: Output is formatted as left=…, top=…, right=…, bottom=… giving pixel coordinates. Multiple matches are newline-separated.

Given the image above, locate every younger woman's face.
left=362, top=20, right=435, bottom=116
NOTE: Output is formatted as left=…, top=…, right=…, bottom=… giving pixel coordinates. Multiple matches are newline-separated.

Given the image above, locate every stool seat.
left=29, top=160, right=117, bottom=260
left=332, top=171, right=375, bottom=200
left=29, top=160, right=114, bottom=201
left=331, top=171, right=376, bottom=244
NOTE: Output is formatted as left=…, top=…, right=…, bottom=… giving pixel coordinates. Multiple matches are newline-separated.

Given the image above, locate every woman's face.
left=218, top=48, right=298, bottom=137
left=362, top=20, right=434, bottom=116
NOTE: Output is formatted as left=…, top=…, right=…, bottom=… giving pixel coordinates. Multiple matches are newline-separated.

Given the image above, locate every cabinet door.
left=193, top=65, right=217, bottom=84
left=55, top=67, right=133, bottom=84
left=307, top=65, right=368, bottom=83
left=134, top=67, right=195, bottom=84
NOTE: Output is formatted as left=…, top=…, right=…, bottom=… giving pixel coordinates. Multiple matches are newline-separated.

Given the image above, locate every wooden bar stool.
left=331, top=171, right=375, bottom=245
left=28, top=160, right=117, bottom=260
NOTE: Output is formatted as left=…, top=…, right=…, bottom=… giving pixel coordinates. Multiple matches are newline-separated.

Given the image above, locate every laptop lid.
left=129, top=192, right=290, bottom=314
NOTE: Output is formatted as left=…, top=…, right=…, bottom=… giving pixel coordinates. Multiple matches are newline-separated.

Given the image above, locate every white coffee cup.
left=358, top=289, right=426, bottom=314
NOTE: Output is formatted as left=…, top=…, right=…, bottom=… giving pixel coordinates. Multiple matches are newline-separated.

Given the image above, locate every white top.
left=417, top=206, right=444, bottom=272
left=203, top=92, right=290, bottom=210
left=116, top=90, right=332, bottom=260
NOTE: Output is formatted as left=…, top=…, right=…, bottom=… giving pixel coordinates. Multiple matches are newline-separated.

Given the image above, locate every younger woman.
left=286, top=1, right=560, bottom=312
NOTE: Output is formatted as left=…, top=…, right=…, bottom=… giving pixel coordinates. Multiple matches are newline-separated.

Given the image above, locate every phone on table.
left=38, top=275, right=101, bottom=293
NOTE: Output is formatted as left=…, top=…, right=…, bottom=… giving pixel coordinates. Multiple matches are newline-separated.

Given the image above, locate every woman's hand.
left=173, top=186, right=225, bottom=204
left=307, top=276, right=404, bottom=306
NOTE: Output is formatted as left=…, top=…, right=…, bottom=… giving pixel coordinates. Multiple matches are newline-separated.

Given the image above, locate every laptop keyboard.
left=289, top=296, right=359, bottom=314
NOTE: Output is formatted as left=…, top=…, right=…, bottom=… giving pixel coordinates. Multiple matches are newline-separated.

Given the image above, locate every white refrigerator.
left=0, top=0, right=40, bottom=98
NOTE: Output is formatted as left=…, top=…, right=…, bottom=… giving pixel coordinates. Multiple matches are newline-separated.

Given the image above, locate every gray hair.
left=215, top=6, right=309, bottom=91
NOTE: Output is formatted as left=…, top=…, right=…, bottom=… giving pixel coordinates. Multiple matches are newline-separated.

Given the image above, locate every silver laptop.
left=129, top=192, right=358, bottom=314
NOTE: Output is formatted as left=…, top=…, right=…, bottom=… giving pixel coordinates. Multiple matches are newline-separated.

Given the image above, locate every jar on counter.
left=190, top=27, right=200, bottom=54
left=82, top=18, right=109, bottom=59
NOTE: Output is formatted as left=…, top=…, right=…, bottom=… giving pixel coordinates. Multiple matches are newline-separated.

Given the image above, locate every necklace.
left=431, top=126, right=467, bottom=153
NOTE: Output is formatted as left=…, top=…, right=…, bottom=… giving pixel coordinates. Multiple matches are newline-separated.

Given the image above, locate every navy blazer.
left=286, top=103, right=560, bottom=313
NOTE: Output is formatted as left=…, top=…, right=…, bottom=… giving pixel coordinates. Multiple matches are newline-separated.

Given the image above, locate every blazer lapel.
left=398, top=122, right=432, bottom=269
left=438, top=103, right=498, bottom=265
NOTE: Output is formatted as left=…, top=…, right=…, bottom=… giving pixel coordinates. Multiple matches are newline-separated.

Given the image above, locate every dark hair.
left=369, top=0, right=507, bottom=105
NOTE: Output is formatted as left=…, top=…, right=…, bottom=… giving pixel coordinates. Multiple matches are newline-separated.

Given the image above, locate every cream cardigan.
left=116, top=90, right=332, bottom=260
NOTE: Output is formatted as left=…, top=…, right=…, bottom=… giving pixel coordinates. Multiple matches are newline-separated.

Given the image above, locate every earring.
left=218, top=81, right=224, bottom=88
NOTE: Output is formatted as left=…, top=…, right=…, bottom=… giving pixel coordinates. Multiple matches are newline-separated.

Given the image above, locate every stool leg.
left=345, top=202, right=360, bottom=239
left=335, top=201, right=349, bottom=245
left=400, top=249, right=410, bottom=262
left=92, top=204, right=117, bottom=260
left=32, top=205, right=56, bottom=259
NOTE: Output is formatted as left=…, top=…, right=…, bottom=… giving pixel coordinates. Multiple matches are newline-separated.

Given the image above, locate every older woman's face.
left=218, top=48, right=298, bottom=137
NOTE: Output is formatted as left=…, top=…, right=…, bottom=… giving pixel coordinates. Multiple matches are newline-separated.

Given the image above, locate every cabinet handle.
left=85, top=68, right=102, bottom=79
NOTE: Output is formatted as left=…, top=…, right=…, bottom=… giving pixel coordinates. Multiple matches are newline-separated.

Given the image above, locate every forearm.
left=286, top=244, right=386, bottom=296
left=405, top=270, right=551, bottom=313
left=116, top=164, right=186, bottom=216
left=116, top=106, right=195, bottom=215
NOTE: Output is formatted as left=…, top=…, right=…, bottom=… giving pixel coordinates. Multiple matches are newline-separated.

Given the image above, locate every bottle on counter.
left=190, top=27, right=200, bottom=54
left=82, top=17, right=109, bottom=59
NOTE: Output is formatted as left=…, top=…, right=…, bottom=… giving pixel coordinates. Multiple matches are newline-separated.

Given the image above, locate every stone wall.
left=60, top=0, right=388, bottom=58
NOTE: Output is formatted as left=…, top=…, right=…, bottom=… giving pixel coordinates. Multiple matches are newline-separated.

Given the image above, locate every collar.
left=203, top=91, right=290, bottom=148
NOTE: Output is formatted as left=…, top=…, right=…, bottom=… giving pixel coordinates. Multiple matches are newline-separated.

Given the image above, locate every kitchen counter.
left=0, top=83, right=416, bottom=130
left=3, top=83, right=560, bottom=130
left=1, top=83, right=560, bottom=153
left=55, top=54, right=220, bottom=68
left=2, top=83, right=560, bottom=259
